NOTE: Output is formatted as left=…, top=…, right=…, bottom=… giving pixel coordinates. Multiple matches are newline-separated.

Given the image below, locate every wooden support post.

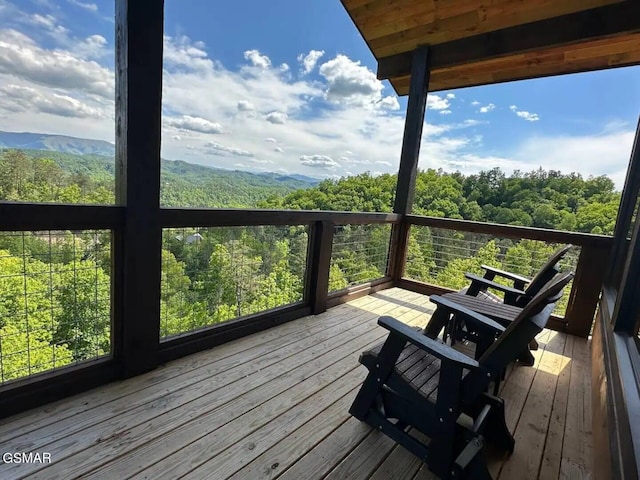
left=305, top=221, right=334, bottom=314
left=564, top=244, right=610, bottom=337
left=114, top=0, right=164, bottom=377
left=389, top=46, right=430, bottom=283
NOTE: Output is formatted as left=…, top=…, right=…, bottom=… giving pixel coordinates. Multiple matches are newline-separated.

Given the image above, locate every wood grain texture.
left=0, top=288, right=594, bottom=480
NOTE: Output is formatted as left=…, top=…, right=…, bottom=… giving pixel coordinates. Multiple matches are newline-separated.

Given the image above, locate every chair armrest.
left=465, top=273, right=527, bottom=297
left=378, top=316, right=480, bottom=370
left=481, top=265, right=531, bottom=285
left=429, top=295, right=506, bottom=335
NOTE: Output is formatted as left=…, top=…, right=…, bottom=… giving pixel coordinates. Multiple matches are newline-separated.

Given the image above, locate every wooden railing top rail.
left=406, top=214, right=613, bottom=248
left=160, top=208, right=401, bottom=227
left=0, top=203, right=125, bottom=231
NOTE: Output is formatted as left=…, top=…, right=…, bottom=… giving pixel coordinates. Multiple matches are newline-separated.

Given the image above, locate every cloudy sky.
left=1, top=0, right=639, bottom=188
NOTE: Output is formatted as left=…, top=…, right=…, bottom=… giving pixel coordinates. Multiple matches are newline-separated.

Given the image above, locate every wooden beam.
left=377, top=2, right=640, bottom=80
left=0, top=204, right=123, bottom=231
left=114, top=0, right=164, bottom=378
left=607, top=116, right=640, bottom=287
left=305, top=221, right=334, bottom=314
left=160, top=208, right=400, bottom=228
left=406, top=214, right=614, bottom=248
left=326, top=277, right=393, bottom=309
left=0, top=360, right=119, bottom=419
left=565, top=244, right=611, bottom=337
left=158, top=304, right=311, bottom=364
left=390, top=46, right=430, bottom=283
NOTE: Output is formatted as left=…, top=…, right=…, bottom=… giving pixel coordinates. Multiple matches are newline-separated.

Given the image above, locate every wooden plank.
left=159, top=208, right=400, bottom=227
left=499, top=333, right=568, bottom=480
left=33, top=343, right=374, bottom=480
left=489, top=330, right=551, bottom=478
left=367, top=0, right=625, bottom=57
left=376, top=1, right=640, bottom=79
left=3, top=297, right=393, bottom=456
left=368, top=442, right=423, bottom=480
left=0, top=204, right=123, bottom=231
left=114, top=0, right=164, bottom=377
left=406, top=215, right=613, bottom=248
left=559, top=458, right=593, bottom=480
left=16, top=292, right=431, bottom=479
left=562, top=337, right=593, bottom=475
left=326, top=278, right=394, bottom=309
left=305, top=221, right=334, bottom=314
left=565, top=245, right=610, bottom=337
left=539, top=335, right=574, bottom=480
left=0, top=297, right=381, bottom=440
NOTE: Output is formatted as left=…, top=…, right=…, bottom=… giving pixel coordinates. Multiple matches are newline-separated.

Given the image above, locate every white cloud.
left=379, top=96, right=400, bottom=110
left=237, top=100, right=254, bottom=111
left=478, top=103, right=495, bottom=113
left=298, top=49, right=324, bottom=75
left=280, top=63, right=290, bottom=72
left=375, top=160, right=392, bottom=166
left=67, top=0, right=97, bottom=11
left=205, top=141, right=253, bottom=157
left=165, top=115, right=224, bottom=134
left=510, top=105, right=540, bottom=122
left=172, top=135, right=182, bottom=141
left=0, top=29, right=113, bottom=97
left=440, top=109, right=452, bottom=115
left=300, top=154, right=340, bottom=169
left=319, top=54, right=384, bottom=107
left=471, top=100, right=480, bottom=106
left=446, top=93, right=455, bottom=99
left=243, top=49, right=271, bottom=68
left=265, top=111, right=287, bottom=124
left=265, top=137, right=277, bottom=143
left=427, top=94, right=450, bottom=111
left=0, top=83, right=105, bottom=118
left=274, top=146, right=283, bottom=153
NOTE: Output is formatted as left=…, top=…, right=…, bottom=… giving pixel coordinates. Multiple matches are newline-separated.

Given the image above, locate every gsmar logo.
left=2, top=452, right=52, bottom=464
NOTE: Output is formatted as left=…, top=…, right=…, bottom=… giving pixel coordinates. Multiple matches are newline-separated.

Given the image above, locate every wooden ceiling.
left=340, top=0, right=640, bottom=95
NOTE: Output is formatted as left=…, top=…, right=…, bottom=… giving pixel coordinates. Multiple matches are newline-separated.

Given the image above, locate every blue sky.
left=0, top=0, right=639, bottom=188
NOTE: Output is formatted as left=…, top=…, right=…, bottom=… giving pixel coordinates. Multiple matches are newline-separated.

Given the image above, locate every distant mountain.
left=0, top=131, right=115, bottom=156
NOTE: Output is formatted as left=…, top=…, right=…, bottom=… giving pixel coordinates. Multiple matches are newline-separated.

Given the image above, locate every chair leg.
left=518, top=348, right=535, bottom=367
left=480, top=394, right=515, bottom=453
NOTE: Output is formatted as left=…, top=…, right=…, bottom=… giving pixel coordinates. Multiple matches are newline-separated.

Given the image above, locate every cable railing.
left=329, top=223, right=392, bottom=292
left=406, top=226, right=580, bottom=316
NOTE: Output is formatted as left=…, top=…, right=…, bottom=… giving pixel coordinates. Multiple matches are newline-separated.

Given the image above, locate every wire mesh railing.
left=161, top=225, right=308, bottom=339
left=329, top=223, right=392, bottom=293
left=0, top=230, right=111, bottom=384
left=406, top=225, right=580, bottom=316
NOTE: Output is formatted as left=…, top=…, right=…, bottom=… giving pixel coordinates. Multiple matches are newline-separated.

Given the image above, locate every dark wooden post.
left=305, top=221, right=334, bottom=314
left=114, top=0, right=164, bottom=377
left=564, top=244, right=610, bottom=337
left=388, top=46, right=431, bottom=282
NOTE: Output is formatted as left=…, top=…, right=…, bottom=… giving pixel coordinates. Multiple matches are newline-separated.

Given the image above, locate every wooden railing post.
left=564, top=244, right=611, bottom=337
left=114, top=0, right=164, bottom=377
left=305, top=221, right=334, bottom=314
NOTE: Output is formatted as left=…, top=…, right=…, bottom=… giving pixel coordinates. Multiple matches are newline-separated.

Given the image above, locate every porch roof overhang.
left=339, top=0, right=640, bottom=94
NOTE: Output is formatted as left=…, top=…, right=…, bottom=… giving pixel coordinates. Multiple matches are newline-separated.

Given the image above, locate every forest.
left=0, top=148, right=619, bottom=382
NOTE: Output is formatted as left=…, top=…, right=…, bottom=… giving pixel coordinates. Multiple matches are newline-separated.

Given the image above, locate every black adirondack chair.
left=349, top=272, right=574, bottom=480
left=465, top=244, right=572, bottom=307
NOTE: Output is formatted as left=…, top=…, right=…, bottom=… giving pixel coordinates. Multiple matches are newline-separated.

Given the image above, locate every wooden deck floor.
left=0, top=288, right=592, bottom=480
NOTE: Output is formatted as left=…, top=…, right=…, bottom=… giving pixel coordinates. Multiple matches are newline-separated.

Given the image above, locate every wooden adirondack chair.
left=465, top=244, right=572, bottom=307
left=349, top=272, right=574, bottom=480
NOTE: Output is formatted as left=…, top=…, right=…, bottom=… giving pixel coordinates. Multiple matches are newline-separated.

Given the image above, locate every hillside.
left=1, top=148, right=318, bottom=207
left=0, top=131, right=115, bottom=156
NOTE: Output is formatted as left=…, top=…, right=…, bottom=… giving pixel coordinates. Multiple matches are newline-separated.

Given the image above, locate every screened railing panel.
left=161, top=226, right=308, bottom=339
left=328, top=223, right=392, bottom=292
left=0, top=230, right=111, bottom=384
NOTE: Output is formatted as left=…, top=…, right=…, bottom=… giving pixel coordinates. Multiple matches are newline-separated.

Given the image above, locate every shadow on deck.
left=0, top=288, right=592, bottom=480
